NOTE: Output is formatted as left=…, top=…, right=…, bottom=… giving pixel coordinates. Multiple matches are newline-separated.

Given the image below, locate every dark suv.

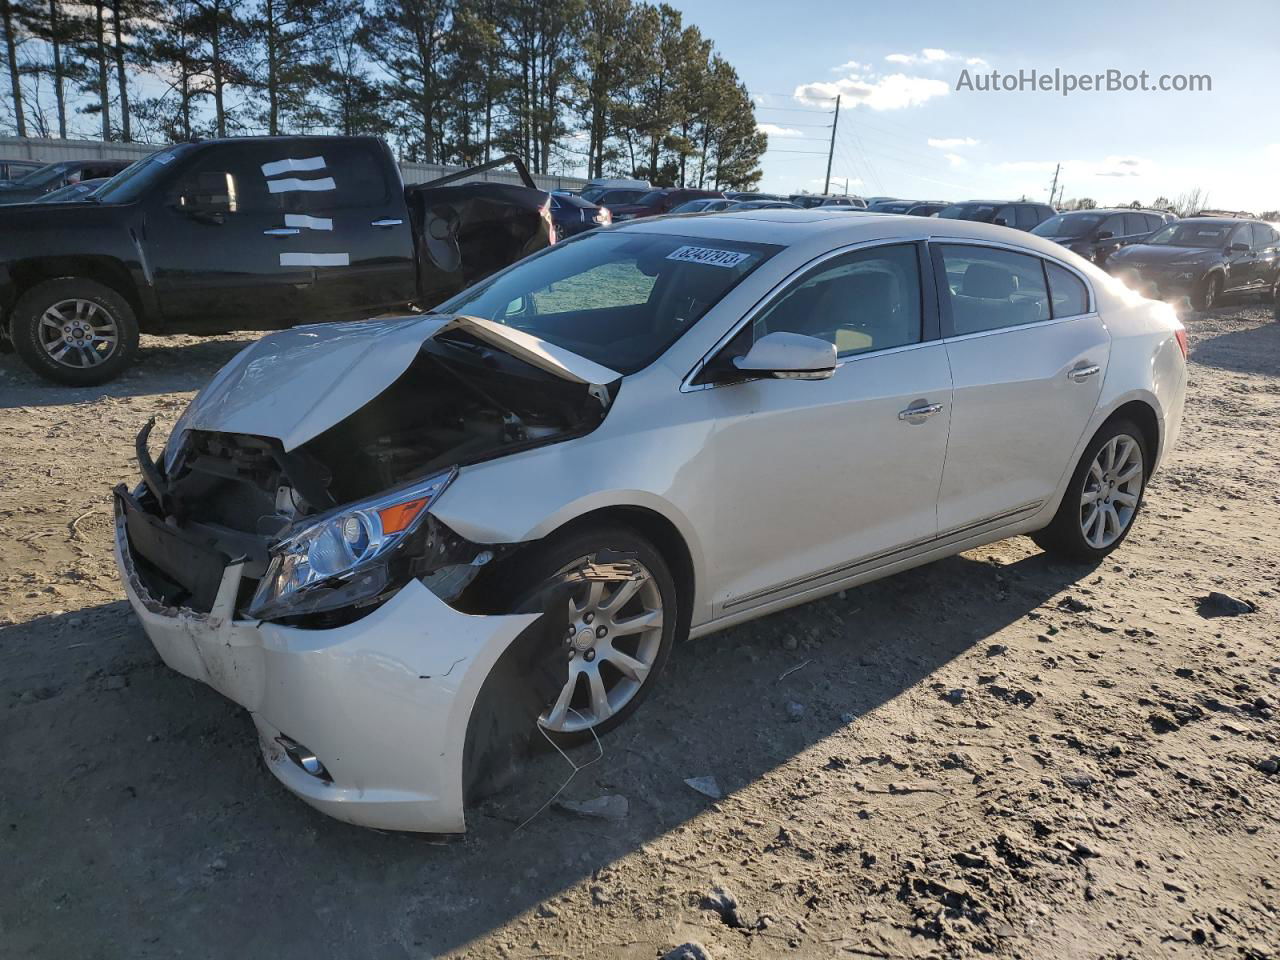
left=1107, top=217, right=1280, bottom=310
left=609, top=187, right=725, bottom=221
left=1032, top=208, right=1175, bottom=267
left=936, top=200, right=1056, bottom=231
left=0, top=158, right=134, bottom=204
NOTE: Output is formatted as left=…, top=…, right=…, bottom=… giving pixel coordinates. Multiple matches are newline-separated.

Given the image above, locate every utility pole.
left=1048, top=163, right=1060, bottom=203
left=823, top=94, right=841, bottom=195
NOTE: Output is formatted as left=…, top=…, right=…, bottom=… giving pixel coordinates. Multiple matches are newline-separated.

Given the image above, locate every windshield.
left=93, top=148, right=186, bottom=203
left=937, top=203, right=999, bottom=222
left=10, top=163, right=68, bottom=188
left=435, top=231, right=779, bottom=374
left=1144, top=222, right=1234, bottom=248
left=1032, top=213, right=1104, bottom=238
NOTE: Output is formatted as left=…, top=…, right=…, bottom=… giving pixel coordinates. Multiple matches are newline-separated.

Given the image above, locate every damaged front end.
left=112, top=314, right=622, bottom=832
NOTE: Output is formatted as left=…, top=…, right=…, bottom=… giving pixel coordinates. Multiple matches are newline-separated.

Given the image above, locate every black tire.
left=9, top=277, right=139, bottom=386
left=500, top=523, right=680, bottom=744
left=1191, top=273, right=1222, bottom=312
left=1032, top=418, right=1150, bottom=564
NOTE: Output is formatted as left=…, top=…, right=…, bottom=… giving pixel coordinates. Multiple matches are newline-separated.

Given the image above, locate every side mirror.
left=172, top=170, right=236, bottom=222
left=1095, top=230, right=1114, bottom=241
left=732, top=331, right=837, bottom=381
left=1228, top=242, right=1250, bottom=253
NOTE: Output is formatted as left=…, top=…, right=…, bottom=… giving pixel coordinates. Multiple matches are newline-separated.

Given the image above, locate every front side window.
left=939, top=245, right=1050, bottom=335
left=750, top=243, right=922, bottom=357
left=436, top=231, right=778, bottom=374
left=1252, top=223, right=1278, bottom=248
left=1229, top=224, right=1253, bottom=249
left=1032, top=213, right=1102, bottom=238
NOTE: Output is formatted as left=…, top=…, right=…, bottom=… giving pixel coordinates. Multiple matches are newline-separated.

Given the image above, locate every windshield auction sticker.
left=666, top=245, right=752, bottom=268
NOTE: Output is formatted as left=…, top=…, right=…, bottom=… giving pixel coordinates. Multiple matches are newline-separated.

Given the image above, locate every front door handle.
left=1067, top=364, right=1101, bottom=382
left=264, top=228, right=300, bottom=237
left=898, top=402, right=944, bottom=421
left=371, top=218, right=404, bottom=228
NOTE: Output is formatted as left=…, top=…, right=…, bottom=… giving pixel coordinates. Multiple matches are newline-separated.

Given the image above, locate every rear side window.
left=939, top=245, right=1050, bottom=335
left=1123, top=213, right=1149, bottom=236
left=1251, top=223, right=1278, bottom=248
left=1014, top=205, right=1041, bottom=229
left=1045, top=261, right=1090, bottom=318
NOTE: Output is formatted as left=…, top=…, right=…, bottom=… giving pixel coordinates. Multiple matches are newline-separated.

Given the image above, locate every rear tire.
left=1032, top=419, right=1150, bottom=563
left=9, top=277, right=139, bottom=386
left=499, top=524, right=680, bottom=745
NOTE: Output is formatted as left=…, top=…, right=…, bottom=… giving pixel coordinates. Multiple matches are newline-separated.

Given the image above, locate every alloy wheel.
left=38, top=298, right=119, bottom=369
left=1079, top=434, right=1144, bottom=549
left=540, top=557, right=665, bottom=734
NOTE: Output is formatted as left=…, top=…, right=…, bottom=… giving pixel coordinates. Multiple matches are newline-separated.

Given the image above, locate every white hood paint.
left=169, top=314, right=621, bottom=454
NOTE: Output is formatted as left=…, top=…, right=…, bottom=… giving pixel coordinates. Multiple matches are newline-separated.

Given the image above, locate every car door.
left=933, top=243, right=1109, bottom=535
left=302, top=139, right=417, bottom=318
left=1223, top=223, right=1258, bottom=293
left=690, top=242, right=953, bottom=615
left=145, top=142, right=319, bottom=328
left=1253, top=223, right=1280, bottom=292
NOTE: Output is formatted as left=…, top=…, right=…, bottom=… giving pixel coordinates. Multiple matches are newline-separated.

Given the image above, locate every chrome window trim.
left=680, top=235, right=933, bottom=393
left=930, top=236, right=1099, bottom=332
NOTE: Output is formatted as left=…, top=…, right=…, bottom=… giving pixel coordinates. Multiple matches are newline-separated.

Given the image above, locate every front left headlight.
left=248, top=468, right=456, bottom=621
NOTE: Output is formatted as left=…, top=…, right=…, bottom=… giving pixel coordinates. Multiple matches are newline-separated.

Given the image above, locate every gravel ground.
left=1, top=304, right=1278, bottom=960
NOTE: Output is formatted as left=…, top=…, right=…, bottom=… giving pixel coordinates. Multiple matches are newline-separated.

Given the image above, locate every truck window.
left=319, top=142, right=393, bottom=209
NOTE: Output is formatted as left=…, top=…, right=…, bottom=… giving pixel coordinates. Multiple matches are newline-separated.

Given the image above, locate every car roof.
left=1178, top=217, right=1253, bottom=226
left=614, top=209, right=1096, bottom=259
left=1055, top=208, right=1170, bottom=215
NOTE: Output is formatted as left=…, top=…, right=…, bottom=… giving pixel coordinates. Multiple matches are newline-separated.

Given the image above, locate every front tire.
left=1192, top=273, right=1222, bottom=311
left=9, top=277, right=139, bottom=386
left=501, top=524, right=679, bottom=744
left=1032, top=419, right=1149, bottom=563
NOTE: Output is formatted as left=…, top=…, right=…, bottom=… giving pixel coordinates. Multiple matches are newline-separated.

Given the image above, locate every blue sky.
left=676, top=0, right=1279, bottom=211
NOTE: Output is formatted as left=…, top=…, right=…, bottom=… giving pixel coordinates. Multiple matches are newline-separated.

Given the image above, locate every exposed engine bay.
left=125, top=331, right=611, bottom=621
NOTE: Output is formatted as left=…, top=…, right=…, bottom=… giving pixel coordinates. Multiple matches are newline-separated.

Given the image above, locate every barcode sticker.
left=665, top=245, right=751, bottom=268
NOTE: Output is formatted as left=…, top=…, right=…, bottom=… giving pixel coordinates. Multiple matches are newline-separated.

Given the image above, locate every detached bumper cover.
left=114, top=507, right=538, bottom=832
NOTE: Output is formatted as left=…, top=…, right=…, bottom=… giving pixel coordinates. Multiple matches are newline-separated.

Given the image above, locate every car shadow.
left=2, top=547, right=1098, bottom=957
left=1189, top=316, right=1280, bottom=375
left=0, top=334, right=253, bottom=409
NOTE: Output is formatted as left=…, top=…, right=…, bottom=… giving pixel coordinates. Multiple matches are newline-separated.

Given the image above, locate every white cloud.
left=758, top=123, right=803, bottom=138
left=885, top=48, right=979, bottom=66
left=1265, top=143, right=1280, bottom=159
left=966, top=57, right=990, bottom=68
left=928, top=137, right=979, bottom=149
left=885, top=53, right=914, bottom=64
left=944, top=153, right=966, bottom=168
left=1094, top=156, right=1152, bottom=178
left=832, top=60, right=864, bottom=72
left=921, top=48, right=951, bottom=62
left=795, top=72, right=949, bottom=111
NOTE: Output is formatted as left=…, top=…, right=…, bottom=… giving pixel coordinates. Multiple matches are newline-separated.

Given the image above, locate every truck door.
left=305, top=139, right=417, bottom=319
left=144, top=143, right=319, bottom=329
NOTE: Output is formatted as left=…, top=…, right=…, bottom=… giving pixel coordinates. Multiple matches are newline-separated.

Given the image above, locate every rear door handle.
left=371, top=218, right=404, bottom=228
left=898, top=402, right=944, bottom=421
left=264, top=228, right=300, bottom=237
left=1067, top=364, right=1101, bottom=382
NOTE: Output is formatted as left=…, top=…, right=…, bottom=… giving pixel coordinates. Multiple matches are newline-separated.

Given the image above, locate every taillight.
left=595, top=207, right=612, bottom=225
left=1174, top=327, right=1188, bottom=359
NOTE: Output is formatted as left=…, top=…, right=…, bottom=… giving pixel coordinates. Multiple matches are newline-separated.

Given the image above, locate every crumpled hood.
left=1111, top=244, right=1215, bottom=267
left=166, top=314, right=621, bottom=460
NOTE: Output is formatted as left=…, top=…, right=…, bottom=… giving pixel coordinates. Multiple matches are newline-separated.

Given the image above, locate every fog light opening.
left=275, top=734, right=333, bottom=783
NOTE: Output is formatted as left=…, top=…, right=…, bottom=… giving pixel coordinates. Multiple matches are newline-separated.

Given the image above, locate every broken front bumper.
left=113, top=505, right=538, bottom=833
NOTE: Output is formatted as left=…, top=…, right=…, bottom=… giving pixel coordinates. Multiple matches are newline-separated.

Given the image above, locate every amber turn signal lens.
left=376, top=497, right=430, bottom=534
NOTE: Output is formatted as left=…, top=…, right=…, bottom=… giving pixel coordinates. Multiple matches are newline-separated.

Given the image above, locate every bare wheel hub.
left=540, top=558, right=664, bottom=734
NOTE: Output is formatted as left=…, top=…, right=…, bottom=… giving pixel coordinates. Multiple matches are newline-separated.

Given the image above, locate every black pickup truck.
left=0, top=136, right=554, bottom=385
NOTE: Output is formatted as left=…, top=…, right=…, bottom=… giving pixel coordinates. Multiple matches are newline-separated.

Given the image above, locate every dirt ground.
left=2, top=303, right=1278, bottom=960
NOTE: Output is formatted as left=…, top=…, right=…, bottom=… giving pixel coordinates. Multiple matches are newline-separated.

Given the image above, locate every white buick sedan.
left=114, top=210, right=1187, bottom=832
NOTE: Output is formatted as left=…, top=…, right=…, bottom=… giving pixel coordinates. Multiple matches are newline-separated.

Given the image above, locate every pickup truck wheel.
left=10, top=278, right=139, bottom=386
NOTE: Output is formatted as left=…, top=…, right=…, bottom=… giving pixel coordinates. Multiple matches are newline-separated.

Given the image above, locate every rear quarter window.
left=1045, top=261, right=1090, bottom=318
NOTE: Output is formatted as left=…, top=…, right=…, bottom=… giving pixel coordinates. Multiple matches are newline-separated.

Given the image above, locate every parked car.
left=34, top=178, right=110, bottom=203
left=868, top=199, right=949, bottom=216
left=549, top=192, right=611, bottom=237
left=863, top=196, right=899, bottom=205
left=724, top=192, right=788, bottom=202
left=0, top=158, right=133, bottom=204
left=789, top=194, right=868, bottom=209
left=730, top=200, right=801, bottom=210
left=591, top=188, right=648, bottom=208
left=669, top=197, right=736, bottom=214
left=0, top=137, right=553, bottom=386
left=0, top=158, right=44, bottom=182
left=609, top=187, right=725, bottom=221
left=1107, top=217, right=1280, bottom=309
left=936, top=200, right=1056, bottom=231
left=114, top=208, right=1186, bottom=833
left=579, top=177, right=650, bottom=203
left=1031, top=208, right=1175, bottom=267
